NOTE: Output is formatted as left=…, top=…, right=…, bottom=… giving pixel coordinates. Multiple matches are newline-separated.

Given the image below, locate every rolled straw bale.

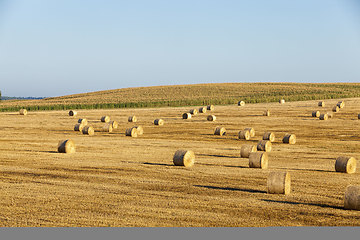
left=318, top=101, right=325, bottom=107
left=263, top=110, right=270, bottom=116
left=154, top=119, right=164, bottom=126
left=238, top=101, right=245, bottom=106
left=199, top=107, right=207, bottom=113
left=69, top=110, right=77, bottom=116
left=279, top=99, right=285, bottom=104
left=82, top=126, right=94, bottom=136
left=190, top=109, right=198, bottom=115
left=257, top=140, right=272, bottom=152
left=125, top=127, right=138, bottom=137
left=101, top=116, right=110, bottom=123
left=332, top=106, right=340, bottom=112
left=263, top=132, right=275, bottom=142
left=133, top=126, right=143, bottom=135
left=312, top=111, right=320, bottom=117
left=183, top=113, right=191, bottom=119
left=327, top=112, right=333, bottom=118
left=207, top=115, right=216, bottom=121
left=283, top=134, right=296, bottom=144
left=337, top=101, right=345, bottom=108
left=249, top=152, right=268, bottom=169
left=173, top=150, right=195, bottom=167
left=358, top=114, right=360, bottom=119
left=335, top=156, right=357, bottom=174
left=344, top=185, right=360, bottom=210
left=207, top=105, right=214, bottom=111
left=128, top=116, right=137, bottom=122
left=78, top=118, right=88, bottom=125
left=74, top=123, right=84, bottom=132
left=19, top=109, right=27, bottom=115
left=238, top=130, right=250, bottom=140
left=244, top=127, right=255, bottom=137
left=102, top=123, right=113, bottom=132
left=267, top=171, right=291, bottom=195
left=214, top=126, right=226, bottom=136
left=110, top=120, right=118, bottom=129
left=58, top=139, right=75, bottom=153
left=240, top=145, right=257, bottom=158
left=319, top=113, right=328, bottom=120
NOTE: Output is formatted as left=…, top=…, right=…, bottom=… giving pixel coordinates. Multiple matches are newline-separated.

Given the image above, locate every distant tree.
left=0, top=90, right=1, bottom=100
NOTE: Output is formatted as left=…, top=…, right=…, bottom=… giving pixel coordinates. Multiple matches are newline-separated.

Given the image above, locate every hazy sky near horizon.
left=0, top=0, right=360, bottom=97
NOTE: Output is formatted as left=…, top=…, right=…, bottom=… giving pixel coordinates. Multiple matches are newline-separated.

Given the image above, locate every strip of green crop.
left=1, top=91, right=360, bottom=112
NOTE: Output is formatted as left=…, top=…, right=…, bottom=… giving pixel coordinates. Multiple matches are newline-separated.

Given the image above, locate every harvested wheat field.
left=0, top=97, right=360, bottom=227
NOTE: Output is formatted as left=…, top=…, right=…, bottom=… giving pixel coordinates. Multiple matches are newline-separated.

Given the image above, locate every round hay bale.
left=332, top=106, right=340, bottom=112
left=133, top=126, right=143, bottom=135
left=199, top=107, right=207, bottom=113
left=125, top=127, right=138, bottom=137
left=214, top=126, right=226, bottom=136
left=190, top=109, right=198, bottom=115
left=58, top=139, right=75, bottom=153
left=173, top=150, right=195, bottom=167
left=240, top=145, right=257, bottom=158
left=344, top=185, right=360, bottom=210
left=249, top=152, right=268, bottom=169
left=19, top=109, right=27, bottom=115
left=183, top=113, right=191, bottom=119
left=238, top=101, right=245, bottom=106
left=257, top=140, right=272, bottom=152
left=238, top=130, right=250, bottom=140
left=327, top=112, right=333, bottom=118
left=128, top=116, right=137, bottom=122
left=318, top=101, right=325, bottom=107
left=110, top=120, right=118, bottom=129
left=207, top=105, right=214, bottom=111
left=312, top=111, right=320, bottom=117
left=283, top=134, right=296, bottom=144
left=69, top=110, right=77, bottom=116
left=154, top=119, right=164, bottom=126
left=263, top=132, right=275, bottom=142
left=82, top=126, right=94, bottom=136
left=102, top=123, right=113, bottom=132
left=244, top=127, right=255, bottom=137
left=335, top=156, right=357, bottom=174
left=78, top=118, right=88, bottom=125
left=263, top=110, right=270, bottom=116
left=279, top=99, right=285, bottom=104
left=267, top=171, right=291, bottom=195
left=101, top=116, right=110, bottom=123
left=74, top=123, right=84, bottom=132
left=207, top=115, right=216, bottom=121
left=337, top=101, right=345, bottom=108
left=319, top=113, right=328, bottom=120
left=358, top=114, right=360, bottom=119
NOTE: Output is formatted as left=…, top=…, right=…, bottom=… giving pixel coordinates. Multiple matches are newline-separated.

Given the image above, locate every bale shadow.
left=276, top=167, right=334, bottom=173
left=143, top=162, right=173, bottom=167
left=39, top=151, right=58, bottom=154
left=194, top=185, right=266, bottom=193
left=198, top=153, right=239, bottom=159
left=261, top=199, right=343, bottom=210
left=195, top=162, right=247, bottom=168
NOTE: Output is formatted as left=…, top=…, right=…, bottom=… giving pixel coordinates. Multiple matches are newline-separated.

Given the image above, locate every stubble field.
left=0, top=98, right=359, bottom=226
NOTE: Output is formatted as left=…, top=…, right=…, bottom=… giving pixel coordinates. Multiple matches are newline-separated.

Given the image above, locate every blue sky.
left=0, top=0, right=359, bottom=97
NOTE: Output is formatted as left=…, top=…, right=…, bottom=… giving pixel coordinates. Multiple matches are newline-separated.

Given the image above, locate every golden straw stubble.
left=267, top=171, right=291, bottom=195
left=249, top=152, right=268, bottom=169
left=82, top=126, right=94, bottom=136
left=214, top=127, right=226, bottom=136
left=263, top=132, right=275, bottom=142
left=240, top=145, right=257, bottom=158
left=173, top=150, right=195, bottom=167
left=58, top=139, right=75, bottom=153
left=283, top=134, right=296, bottom=144
left=344, top=185, right=360, bottom=210
left=335, top=156, right=357, bottom=174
